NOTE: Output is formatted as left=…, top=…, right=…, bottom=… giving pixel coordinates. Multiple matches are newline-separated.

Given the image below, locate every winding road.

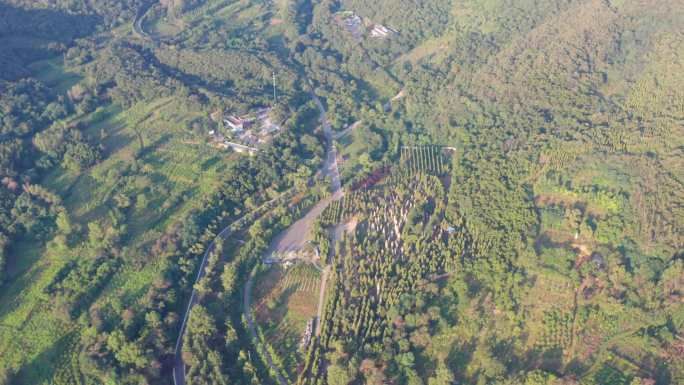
left=174, top=81, right=341, bottom=385
left=238, top=82, right=411, bottom=383
left=139, top=0, right=375, bottom=379
left=172, top=191, right=293, bottom=385
left=133, top=2, right=154, bottom=40
left=172, top=76, right=408, bottom=384
left=242, top=83, right=342, bottom=385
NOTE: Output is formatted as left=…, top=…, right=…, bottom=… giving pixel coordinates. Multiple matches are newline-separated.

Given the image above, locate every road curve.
left=133, top=2, right=153, bottom=40
left=172, top=192, right=291, bottom=385
left=262, top=82, right=343, bottom=260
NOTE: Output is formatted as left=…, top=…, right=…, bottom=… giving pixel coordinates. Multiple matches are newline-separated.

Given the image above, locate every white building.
left=370, top=24, right=397, bottom=38
left=224, top=115, right=245, bottom=132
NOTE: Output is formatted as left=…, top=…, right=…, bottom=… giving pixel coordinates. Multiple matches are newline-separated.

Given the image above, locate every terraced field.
left=253, top=262, right=321, bottom=380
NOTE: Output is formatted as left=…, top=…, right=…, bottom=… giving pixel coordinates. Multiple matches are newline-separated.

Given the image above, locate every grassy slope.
left=0, top=54, right=238, bottom=383
left=1, top=1, right=298, bottom=382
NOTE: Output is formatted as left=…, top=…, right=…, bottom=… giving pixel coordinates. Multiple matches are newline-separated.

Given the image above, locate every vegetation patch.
left=254, top=262, right=321, bottom=379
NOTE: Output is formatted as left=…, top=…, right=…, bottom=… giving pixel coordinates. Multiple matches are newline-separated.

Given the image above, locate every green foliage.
left=0, top=79, right=56, bottom=135
left=1, top=0, right=683, bottom=384
left=302, top=172, right=454, bottom=385
left=106, top=330, right=149, bottom=369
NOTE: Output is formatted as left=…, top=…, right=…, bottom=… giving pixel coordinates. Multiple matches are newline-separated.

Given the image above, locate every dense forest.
left=0, top=0, right=682, bottom=384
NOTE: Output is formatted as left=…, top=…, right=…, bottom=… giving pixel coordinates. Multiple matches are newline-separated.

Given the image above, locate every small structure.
left=226, top=142, right=258, bottom=155
left=335, top=11, right=363, bottom=40
left=224, top=115, right=251, bottom=132
left=300, top=319, right=315, bottom=350
left=264, top=257, right=280, bottom=265
left=345, top=14, right=361, bottom=26
left=370, top=24, right=396, bottom=38
left=255, top=107, right=271, bottom=120
left=240, top=131, right=259, bottom=146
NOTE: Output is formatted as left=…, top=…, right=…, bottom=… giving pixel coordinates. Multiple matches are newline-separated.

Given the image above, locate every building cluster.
left=335, top=11, right=397, bottom=41
left=224, top=107, right=281, bottom=144
left=208, top=107, right=283, bottom=154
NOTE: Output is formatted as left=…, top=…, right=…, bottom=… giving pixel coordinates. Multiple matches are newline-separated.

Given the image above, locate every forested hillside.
left=0, top=0, right=682, bottom=384
left=0, top=0, right=321, bottom=383
left=284, top=0, right=683, bottom=383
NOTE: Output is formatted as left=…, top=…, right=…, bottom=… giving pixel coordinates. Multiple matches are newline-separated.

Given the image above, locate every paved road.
left=243, top=81, right=342, bottom=384
left=312, top=84, right=342, bottom=193
left=132, top=1, right=174, bottom=44
left=266, top=85, right=343, bottom=259
left=172, top=226, right=231, bottom=385
left=133, top=2, right=153, bottom=39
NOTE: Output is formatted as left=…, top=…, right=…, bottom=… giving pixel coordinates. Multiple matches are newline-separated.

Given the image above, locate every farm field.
left=0, top=57, right=240, bottom=382
left=253, top=262, right=321, bottom=380
left=141, top=0, right=280, bottom=43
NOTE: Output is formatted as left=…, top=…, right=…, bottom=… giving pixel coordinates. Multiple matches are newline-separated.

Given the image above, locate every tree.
left=186, top=305, right=217, bottom=339
left=0, top=364, right=15, bottom=385
left=221, top=263, right=237, bottom=295
left=523, top=370, right=558, bottom=385
left=106, top=330, right=149, bottom=369
left=327, top=364, right=352, bottom=385
left=62, top=141, right=101, bottom=171
left=428, top=362, right=455, bottom=385
left=88, top=221, right=105, bottom=250
left=56, top=211, right=72, bottom=235
left=405, top=369, right=424, bottom=385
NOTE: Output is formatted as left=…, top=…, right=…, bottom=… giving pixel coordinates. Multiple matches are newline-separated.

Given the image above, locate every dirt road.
left=315, top=266, right=330, bottom=336
left=333, top=120, right=362, bottom=140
